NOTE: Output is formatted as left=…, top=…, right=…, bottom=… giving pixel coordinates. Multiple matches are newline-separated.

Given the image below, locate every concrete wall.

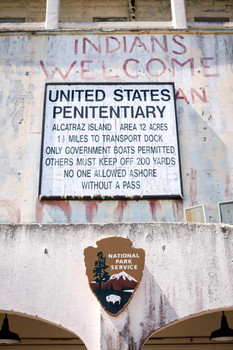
left=135, top=0, right=172, bottom=22
left=186, top=0, right=233, bottom=22
left=60, top=0, right=129, bottom=22
left=0, top=31, right=233, bottom=224
left=0, top=0, right=232, bottom=23
left=0, top=223, right=233, bottom=349
left=60, top=0, right=172, bottom=22
left=0, top=0, right=46, bottom=22
left=0, top=5, right=232, bottom=350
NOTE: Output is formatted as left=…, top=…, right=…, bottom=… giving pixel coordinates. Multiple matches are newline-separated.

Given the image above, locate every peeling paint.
left=114, top=201, right=128, bottom=222
left=195, top=275, right=204, bottom=311
left=189, top=168, right=198, bottom=206
left=149, top=200, right=162, bottom=222
left=84, top=201, right=99, bottom=223
left=224, top=172, right=233, bottom=200
left=35, top=199, right=72, bottom=223
left=0, top=199, right=21, bottom=223
left=159, top=295, right=166, bottom=327
left=172, top=199, right=183, bottom=221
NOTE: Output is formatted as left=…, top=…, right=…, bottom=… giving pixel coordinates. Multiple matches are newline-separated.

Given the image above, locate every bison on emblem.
left=84, top=237, right=145, bottom=316
left=106, top=294, right=121, bottom=305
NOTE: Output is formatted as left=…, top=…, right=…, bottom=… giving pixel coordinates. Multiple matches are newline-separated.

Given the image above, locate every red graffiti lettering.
left=200, top=57, right=219, bottom=77
left=74, top=39, right=78, bottom=54
left=123, top=36, right=127, bottom=52
left=106, top=36, right=121, bottom=53
left=40, top=60, right=77, bottom=80
left=123, top=58, right=139, bottom=78
left=83, top=37, right=101, bottom=54
left=172, top=58, right=194, bottom=77
left=129, top=36, right=149, bottom=53
left=172, top=35, right=187, bottom=55
left=175, top=88, right=190, bottom=104
left=191, top=88, right=207, bottom=104
left=151, top=35, right=168, bottom=53
left=81, top=60, right=95, bottom=80
left=146, top=58, right=166, bottom=77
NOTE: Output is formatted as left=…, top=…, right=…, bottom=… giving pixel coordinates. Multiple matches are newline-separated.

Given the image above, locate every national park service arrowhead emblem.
left=84, top=237, right=145, bottom=316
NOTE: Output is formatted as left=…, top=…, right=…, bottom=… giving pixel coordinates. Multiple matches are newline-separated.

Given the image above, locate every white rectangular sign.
left=39, top=83, right=182, bottom=199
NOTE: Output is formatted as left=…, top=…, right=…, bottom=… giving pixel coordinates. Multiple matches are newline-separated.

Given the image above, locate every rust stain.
left=35, top=199, right=43, bottom=223
left=35, top=199, right=72, bottom=223
left=84, top=201, right=99, bottom=223
left=224, top=173, right=232, bottom=200
left=0, top=199, right=21, bottom=223
left=149, top=200, right=162, bottom=221
left=159, top=294, right=165, bottom=327
left=195, top=277, right=204, bottom=311
left=172, top=199, right=183, bottom=221
left=114, top=201, right=128, bottom=222
left=189, top=168, right=198, bottom=206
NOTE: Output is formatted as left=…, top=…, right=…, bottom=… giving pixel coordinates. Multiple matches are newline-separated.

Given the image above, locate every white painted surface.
left=171, top=0, right=187, bottom=29
left=45, top=0, right=60, bottom=29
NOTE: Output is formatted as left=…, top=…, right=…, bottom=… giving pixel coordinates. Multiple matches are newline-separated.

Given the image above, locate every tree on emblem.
left=93, top=252, right=110, bottom=290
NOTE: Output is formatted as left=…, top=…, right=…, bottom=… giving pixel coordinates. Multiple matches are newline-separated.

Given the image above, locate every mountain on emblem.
left=90, top=271, right=138, bottom=291
left=84, top=237, right=145, bottom=316
left=104, top=271, right=138, bottom=290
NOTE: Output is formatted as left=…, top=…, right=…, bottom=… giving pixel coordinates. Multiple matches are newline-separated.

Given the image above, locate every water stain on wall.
left=224, top=172, right=233, bottom=200
left=113, top=201, right=128, bottom=222
left=189, top=168, right=198, bottom=206
left=0, top=199, right=21, bottom=222
left=83, top=201, right=99, bottom=223
left=35, top=199, right=72, bottom=223
left=149, top=200, right=162, bottom=221
left=172, top=199, right=183, bottom=221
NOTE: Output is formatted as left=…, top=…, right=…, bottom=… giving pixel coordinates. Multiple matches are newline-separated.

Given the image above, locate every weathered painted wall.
left=0, top=31, right=233, bottom=224
left=0, top=223, right=232, bottom=349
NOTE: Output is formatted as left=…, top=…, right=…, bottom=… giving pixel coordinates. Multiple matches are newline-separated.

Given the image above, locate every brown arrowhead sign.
left=84, top=237, right=145, bottom=316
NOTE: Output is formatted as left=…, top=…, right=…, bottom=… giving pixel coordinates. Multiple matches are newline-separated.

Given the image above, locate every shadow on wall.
left=176, top=93, right=228, bottom=223
left=100, top=265, right=178, bottom=349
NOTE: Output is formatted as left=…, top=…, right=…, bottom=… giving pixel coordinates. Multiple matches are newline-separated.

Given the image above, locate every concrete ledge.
left=0, top=223, right=233, bottom=349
